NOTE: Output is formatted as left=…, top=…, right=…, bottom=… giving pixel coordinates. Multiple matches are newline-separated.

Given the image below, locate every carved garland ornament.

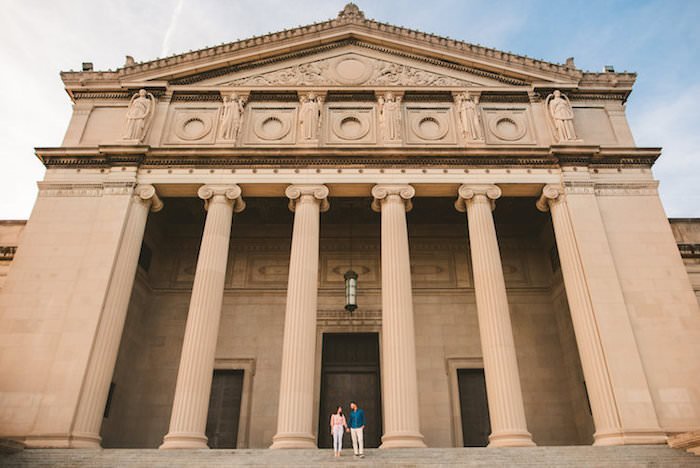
left=224, top=54, right=476, bottom=88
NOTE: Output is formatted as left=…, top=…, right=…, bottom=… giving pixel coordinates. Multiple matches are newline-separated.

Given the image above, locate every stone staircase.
left=1, top=446, right=699, bottom=467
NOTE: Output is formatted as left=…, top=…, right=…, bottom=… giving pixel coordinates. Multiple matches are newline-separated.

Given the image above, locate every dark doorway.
left=318, top=333, right=382, bottom=449
left=205, top=369, right=244, bottom=448
left=457, top=368, right=491, bottom=447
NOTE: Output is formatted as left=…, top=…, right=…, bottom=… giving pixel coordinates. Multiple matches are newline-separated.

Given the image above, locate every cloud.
left=161, top=0, right=186, bottom=58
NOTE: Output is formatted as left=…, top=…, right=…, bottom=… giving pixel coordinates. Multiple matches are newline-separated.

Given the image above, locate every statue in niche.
left=123, top=89, right=155, bottom=142
left=219, top=92, right=246, bottom=141
left=299, top=92, right=323, bottom=140
left=378, top=92, right=402, bottom=141
left=546, top=90, right=578, bottom=142
left=455, top=92, right=484, bottom=141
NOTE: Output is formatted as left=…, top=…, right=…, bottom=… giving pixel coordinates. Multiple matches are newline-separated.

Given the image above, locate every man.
left=348, top=401, right=365, bottom=458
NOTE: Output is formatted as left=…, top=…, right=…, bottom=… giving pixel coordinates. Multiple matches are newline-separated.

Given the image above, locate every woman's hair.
left=336, top=405, right=343, bottom=415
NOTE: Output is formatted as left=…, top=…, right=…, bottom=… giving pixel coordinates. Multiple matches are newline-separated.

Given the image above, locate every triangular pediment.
left=64, top=4, right=633, bottom=93
left=194, top=46, right=508, bottom=88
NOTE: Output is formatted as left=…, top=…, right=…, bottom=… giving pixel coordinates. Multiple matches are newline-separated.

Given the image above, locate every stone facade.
left=0, top=3, right=699, bottom=452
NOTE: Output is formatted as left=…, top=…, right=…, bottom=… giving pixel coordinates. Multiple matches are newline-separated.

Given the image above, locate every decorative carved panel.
left=482, top=107, right=535, bottom=145
left=404, top=104, right=458, bottom=145
left=325, top=104, right=377, bottom=145
left=165, top=107, right=219, bottom=145
left=241, top=104, right=297, bottom=145
left=221, top=52, right=479, bottom=88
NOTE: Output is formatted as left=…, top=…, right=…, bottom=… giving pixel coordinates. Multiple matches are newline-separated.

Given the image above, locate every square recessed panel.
left=404, top=106, right=458, bottom=145
left=241, top=105, right=298, bottom=145
left=482, top=107, right=535, bottom=145
left=325, top=105, right=377, bottom=145
left=165, top=107, right=219, bottom=145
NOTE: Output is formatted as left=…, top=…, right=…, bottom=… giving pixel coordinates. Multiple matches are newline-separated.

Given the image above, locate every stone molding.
left=284, top=184, right=330, bottom=212
left=36, top=146, right=662, bottom=169
left=371, top=184, right=415, bottom=212
left=455, top=184, right=502, bottom=212
left=197, top=184, right=245, bottom=212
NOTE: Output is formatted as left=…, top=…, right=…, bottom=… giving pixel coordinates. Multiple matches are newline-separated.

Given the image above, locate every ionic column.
left=271, top=185, right=329, bottom=449
left=455, top=185, right=535, bottom=447
left=160, top=185, right=244, bottom=449
left=71, top=185, right=163, bottom=448
left=537, top=185, right=622, bottom=444
left=371, top=184, right=426, bottom=449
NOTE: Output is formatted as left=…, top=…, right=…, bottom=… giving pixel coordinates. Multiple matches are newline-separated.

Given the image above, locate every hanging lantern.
left=344, top=269, right=358, bottom=312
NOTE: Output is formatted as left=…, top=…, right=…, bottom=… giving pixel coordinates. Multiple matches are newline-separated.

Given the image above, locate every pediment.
left=194, top=46, right=509, bottom=88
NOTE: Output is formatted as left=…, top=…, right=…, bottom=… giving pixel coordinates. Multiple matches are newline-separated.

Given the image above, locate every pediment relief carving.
left=217, top=52, right=485, bottom=88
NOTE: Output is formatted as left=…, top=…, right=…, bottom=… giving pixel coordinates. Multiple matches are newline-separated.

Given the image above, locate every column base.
left=159, top=432, right=209, bottom=450
left=69, top=432, right=102, bottom=448
left=380, top=431, right=427, bottom=448
left=269, top=432, right=316, bottom=449
left=488, top=430, right=536, bottom=447
left=593, top=429, right=667, bottom=446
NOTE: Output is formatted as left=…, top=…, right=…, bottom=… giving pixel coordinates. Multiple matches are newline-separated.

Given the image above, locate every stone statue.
left=299, top=92, right=323, bottom=140
left=378, top=92, right=402, bottom=141
left=455, top=92, right=484, bottom=141
left=546, top=90, right=578, bottom=142
left=219, top=93, right=246, bottom=141
left=123, top=89, right=155, bottom=142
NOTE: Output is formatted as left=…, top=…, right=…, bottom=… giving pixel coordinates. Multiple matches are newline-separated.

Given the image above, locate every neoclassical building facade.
left=1, top=3, right=699, bottom=451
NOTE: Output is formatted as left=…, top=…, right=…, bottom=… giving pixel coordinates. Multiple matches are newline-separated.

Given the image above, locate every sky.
left=0, top=0, right=699, bottom=219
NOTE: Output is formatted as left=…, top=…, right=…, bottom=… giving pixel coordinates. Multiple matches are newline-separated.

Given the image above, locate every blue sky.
left=1, top=0, right=698, bottom=218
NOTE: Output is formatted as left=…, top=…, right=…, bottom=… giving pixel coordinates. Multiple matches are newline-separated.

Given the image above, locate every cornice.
left=169, top=39, right=529, bottom=87
left=59, top=5, right=633, bottom=91
left=34, top=145, right=660, bottom=169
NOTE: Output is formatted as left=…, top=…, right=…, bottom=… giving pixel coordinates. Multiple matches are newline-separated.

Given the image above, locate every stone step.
left=1, top=446, right=699, bottom=468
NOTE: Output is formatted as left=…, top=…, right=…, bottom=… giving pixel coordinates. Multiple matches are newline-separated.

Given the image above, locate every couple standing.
left=330, top=401, right=365, bottom=458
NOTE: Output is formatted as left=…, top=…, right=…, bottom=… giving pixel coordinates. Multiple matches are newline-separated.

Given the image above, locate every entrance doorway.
left=457, top=368, right=491, bottom=447
left=205, top=369, right=244, bottom=448
left=318, top=333, right=382, bottom=449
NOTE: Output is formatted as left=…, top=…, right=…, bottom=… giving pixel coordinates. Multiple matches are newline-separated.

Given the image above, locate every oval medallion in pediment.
left=329, top=54, right=374, bottom=85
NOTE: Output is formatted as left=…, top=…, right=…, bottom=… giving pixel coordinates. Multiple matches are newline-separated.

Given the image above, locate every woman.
left=330, top=405, right=348, bottom=457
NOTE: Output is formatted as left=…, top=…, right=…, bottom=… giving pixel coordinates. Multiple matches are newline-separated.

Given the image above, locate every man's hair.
left=350, top=400, right=357, bottom=406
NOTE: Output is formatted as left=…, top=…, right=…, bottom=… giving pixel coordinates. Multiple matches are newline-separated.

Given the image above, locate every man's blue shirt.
left=349, top=408, right=365, bottom=428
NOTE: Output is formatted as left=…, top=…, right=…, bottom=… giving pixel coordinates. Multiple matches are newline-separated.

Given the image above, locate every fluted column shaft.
left=537, top=185, right=622, bottom=444
left=160, top=185, right=244, bottom=449
left=456, top=185, right=535, bottom=447
left=71, top=185, right=162, bottom=448
left=372, top=184, right=426, bottom=449
left=271, top=185, right=329, bottom=449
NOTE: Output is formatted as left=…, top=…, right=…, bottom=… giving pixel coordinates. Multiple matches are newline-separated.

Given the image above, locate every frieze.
left=479, top=94, right=531, bottom=104
left=37, top=182, right=106, bottom=198
left=73, top=91, right=133, bottom=101
left=171, top=93, right=223, bottom=102
left=563, top=181, right=595, bottom=195
left=103, top=182, right=136, bottom=196
left=222, top=52, right=479, bottom=88
left=594, top=182, right=659, bottom=196
left=317, top=308, right=381, bottom=327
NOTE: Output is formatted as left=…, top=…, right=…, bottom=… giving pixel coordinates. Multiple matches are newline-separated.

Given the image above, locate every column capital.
left=285, top=184, right=330, bottom=212
left=197, top=184, right=245, bottom=212
left=454, top=184, right=502, bottom=212
left=371, top=184, right=415, bottom=212
left=536, top=184, right=564, bottom=212
left=134, top=184, right=163, bottom=212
